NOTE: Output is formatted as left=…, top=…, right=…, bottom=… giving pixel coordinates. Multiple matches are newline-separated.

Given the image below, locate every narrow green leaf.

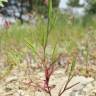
left=69, top=57, right=76, bottom=77
left=70, top=58, right=76, bottom=72
left=51, top=42, right=57, bottom=62
left=25, top=39, right=36, bottom=55
left=48, top=0, right=52, bottom=18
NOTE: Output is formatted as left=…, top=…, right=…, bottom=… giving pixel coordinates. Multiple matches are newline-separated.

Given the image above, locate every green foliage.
left=0, top=0, right=7, bottom=7
left=85, top=0, right=96, bottom=15
left=67, top=0, right=83, bottom=7
left=32, top=0, right=59, bottom=15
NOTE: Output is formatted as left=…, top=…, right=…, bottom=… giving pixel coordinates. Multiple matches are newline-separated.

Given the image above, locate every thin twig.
left=65, top=82, right=80, bottom=91
left=58, top=75, right=74, bottom=96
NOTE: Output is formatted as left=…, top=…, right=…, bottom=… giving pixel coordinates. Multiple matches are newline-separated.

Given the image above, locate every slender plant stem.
left=58, top=74, right=74, bottom=96
left=43, top=0, right=52, bottom=62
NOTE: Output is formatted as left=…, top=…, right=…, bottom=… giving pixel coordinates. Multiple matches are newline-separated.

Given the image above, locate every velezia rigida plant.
left=25, top=0, right=56, bottom=96
left=25, top=0, right=80, bottom=96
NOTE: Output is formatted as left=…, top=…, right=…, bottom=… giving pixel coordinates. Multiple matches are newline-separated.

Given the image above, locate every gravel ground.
left=0, top=66, right=96, bottom=96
